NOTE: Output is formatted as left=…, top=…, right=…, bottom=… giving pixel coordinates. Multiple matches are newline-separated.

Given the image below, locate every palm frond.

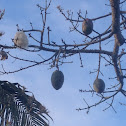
left=0, top=81, right=52, bottom=126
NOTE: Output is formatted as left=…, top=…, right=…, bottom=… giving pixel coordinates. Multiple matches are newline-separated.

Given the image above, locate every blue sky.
left=0, top=0, right=126, bottom=126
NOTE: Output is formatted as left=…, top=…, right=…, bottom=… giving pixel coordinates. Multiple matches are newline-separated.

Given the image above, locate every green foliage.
left=0, top=81, right=52, bottom=126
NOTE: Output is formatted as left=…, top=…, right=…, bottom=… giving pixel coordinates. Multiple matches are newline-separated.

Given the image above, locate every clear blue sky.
left=0, top=0, right=126, bottom=126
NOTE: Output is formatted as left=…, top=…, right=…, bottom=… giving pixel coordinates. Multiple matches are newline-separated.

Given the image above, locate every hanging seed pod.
left=82, top=18, right=93, bottom=35
left=0, top=51, right=8, bottom=60
left=51, top=70, right=64, bottom=90
left=0, top=32, right=4, bottom=37
left=93, top=78, right=105, bottom=93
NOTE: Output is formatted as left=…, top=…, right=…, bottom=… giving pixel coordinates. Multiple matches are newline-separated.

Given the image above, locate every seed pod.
left=51, top=70, right=64, bottom=90
left=82, top=18, right=93, bottom=35
left=93, top=78, right=105, bottom=93
left=14, top=31, right=28, bottom=49
left=0, top=51, right=8, bottom=60
left=0, top=32, right=4, bottom=37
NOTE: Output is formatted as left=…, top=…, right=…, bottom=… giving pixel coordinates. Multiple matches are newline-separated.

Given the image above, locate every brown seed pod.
left=0, top=51, right=8, bottom=60
left=0, top=31, right=4, bottom=37
left=82, top=18, right=93, bottom=35
left=93, top=78, right=105, bottom=93
left=51, top=70, right=64, bottom=90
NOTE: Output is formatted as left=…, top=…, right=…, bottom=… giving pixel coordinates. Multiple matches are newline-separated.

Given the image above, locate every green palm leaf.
left=0, top=81, right=52, bottom=126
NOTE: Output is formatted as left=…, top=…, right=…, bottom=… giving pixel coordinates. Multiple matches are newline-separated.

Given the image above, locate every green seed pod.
left=93, top=79, right=105, bottom=93
left=51, top=70, right=64, bottom=90
left=82, top=18, right=93, bottom=35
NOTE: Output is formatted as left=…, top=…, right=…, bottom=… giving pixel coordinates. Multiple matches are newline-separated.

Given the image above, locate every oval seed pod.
left=82, top=18, right=93, bottom=35
left=93, top=78, right=105, bottom=93
left=0, top=51, right=8, bottom=60
left=51, top=70, right=64, bottom=90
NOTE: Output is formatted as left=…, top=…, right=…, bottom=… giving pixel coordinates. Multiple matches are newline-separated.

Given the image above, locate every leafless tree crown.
left=1, top=0, right=126, bottom=113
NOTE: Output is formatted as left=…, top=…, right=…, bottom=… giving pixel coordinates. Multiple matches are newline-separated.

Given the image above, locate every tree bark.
left=110, top=0, right=125, bottom=46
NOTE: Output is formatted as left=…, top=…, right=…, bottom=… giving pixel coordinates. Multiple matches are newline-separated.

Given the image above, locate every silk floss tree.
left=0, top=1, right=126, bottom=125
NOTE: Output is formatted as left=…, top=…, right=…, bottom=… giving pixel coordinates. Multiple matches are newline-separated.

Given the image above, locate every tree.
left=0, top=0, right=126, bottom=125
left=0, top=9, right=52, bottom=126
